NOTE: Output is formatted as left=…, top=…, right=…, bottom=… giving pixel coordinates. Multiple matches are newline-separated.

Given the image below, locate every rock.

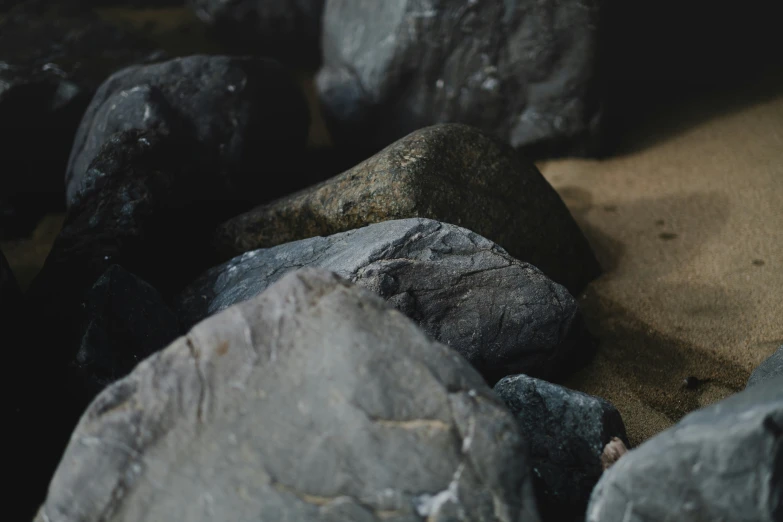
left=587, top=375, right=783, bottom=522
left=0, top=248, right=23, bottom=319
left=38, top=268, right=542, bottom=522
left=189, top=0, right=325, bottom=68
left=0, top=3, right=164, bottom=238
left=180, top=218, right=591, bottom=384
left=74, top=264, right=181, bottom=395
left=317, top=0, right=606, bottom=158
left=494, top=374, right=629, bottom=522
left=748, top=346, right=783, bottom=389
left=216, top=124, right=600, bottom=294
left=66, top=54, right=309, bottom=208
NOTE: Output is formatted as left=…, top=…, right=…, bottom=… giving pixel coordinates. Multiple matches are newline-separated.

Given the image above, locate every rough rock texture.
left=180, top=218, right=590, bottom=384
left=189, top=0, right=325, bottom=67
left=494, top=374, right=629, bottom=522
left=66, top=54, right=309, bottom=208
left=0, top=3, right=163, bottom=238
left=748, top=346, right=783, bottom=389
left=216, top=124, right=600, bottom=295
left=317, top=0, right=605, bottom=158
left=74, top=265, right=181, bottom=395
left=587, top=375, right=783, bottom=522
left=38, top=268, right=542, bottom=522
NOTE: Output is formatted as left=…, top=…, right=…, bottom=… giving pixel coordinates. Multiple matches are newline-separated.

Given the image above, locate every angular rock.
left=0, top=3, right=164, bottom=238
left=216, top=124, right=600, bottom=294
left=180, top=218, right=591, bottom=384
left=587, top=375, right=783, bottom=522
left=317, top=0, right=606, bottom=158
left=189, top=0, right=325, bottom=67
left=494, top=374, right=629, bottom=522
left=66, top=54, right=309, bottom=208
left=748, top=345, right=783, bottom=389
left=38, top=268, right=542, bottom=522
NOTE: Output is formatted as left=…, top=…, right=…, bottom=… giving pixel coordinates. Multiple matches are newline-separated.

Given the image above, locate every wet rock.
left=66, top=54, right=309, bottom=208
left=216, top=124, right=600, bottom=294
left=180, top=218, right=591, bottom=384
left=317, top=0, right=606, bottom=158
left=494, top=374, right=629, bottom=522
left=587, top=375, right=783, bottom=522
left=189, top=0, right=325, bottom=67
left=0, top=4, right=164, bottom=238
left=748, top=345, right=783, bottom=389
left=38, top=268, right=542, bottom=522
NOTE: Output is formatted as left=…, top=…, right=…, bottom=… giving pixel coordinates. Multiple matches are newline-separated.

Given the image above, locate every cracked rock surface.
left=65, top=54, right=309, bottom=208
left=748, top=346, right=783, bottom=389
left=317, top=0, right=605, bottom=157
left=587, top=374, right=783, bottom=522
left=494, top=374, right=628, bottom=522
left=180, top=218, right=590, bottom=384
left=216, top=124, right=600, bottom=295
left=37, top=268, right=541, bottom=522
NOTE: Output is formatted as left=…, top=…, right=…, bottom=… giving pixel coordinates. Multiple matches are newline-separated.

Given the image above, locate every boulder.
left=317, top=0, right=606, bottom=158
left=587, top=375, right=783, bottom=522
left=180, top=218, right=591, bottom=385
left=494, top=374, right=629, bottom=522
left=66, top=54, right=309, bottom=208
left=38, top=268, right=542, bottom=522
left=748, top=345, right=783, bottom=389
left=216, top=124, right=600, bottom=295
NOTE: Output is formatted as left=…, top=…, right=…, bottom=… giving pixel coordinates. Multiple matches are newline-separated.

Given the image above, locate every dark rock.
left=587, top=375, right=783, bottom=522
left=0, top=4, right=164, bottom=238
left=317, top=0, right=606, bottom=158
left=189, top=0, right=325, bottom=68
left=494, top=374, right=629, bottom=522
left=37, top=268, right=541, bottom=522
left=180, top=218, right=591, bottom=385
left=216, top=124, right=600, bottom=295
left=748, top=345, right=783, bottom=389
left=66, top=54, right=310, bottom=208
left=0, top=248, right=22, bottom=319
left=74, top=264, right=181, bottom=395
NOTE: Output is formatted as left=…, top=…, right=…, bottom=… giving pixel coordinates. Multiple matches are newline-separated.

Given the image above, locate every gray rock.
left=317, top=0, right=605, bottom=158
left=179, top=218, right=590, bottom=384
left=587, top=375, right=783, bottom=522
left=494, top=374, right=628, bottom=522
left=37, top=268, right=541, bottom=522
left=65, top=54, right=309, bottom=208
left=748, top=346, right=783, bottom=389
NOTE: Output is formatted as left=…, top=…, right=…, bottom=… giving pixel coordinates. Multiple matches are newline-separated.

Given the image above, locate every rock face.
left=189, top=0, right=325, bottom=67
left=748, top=346, right=783, bottom=389
left=180, top=218, right=590, bottom=385
left=216, top=124, right=600, bottom=295
left=494, top=374, right=629, bottom=522
left=38, top=268, right=542, bottom=522
left=0, top=3, right=163, bottom=238
left=587, top=375, right=783, bottom=522
left=317, top=0, right=605, bottom=158
left=66, top=54, right=309, bottom=208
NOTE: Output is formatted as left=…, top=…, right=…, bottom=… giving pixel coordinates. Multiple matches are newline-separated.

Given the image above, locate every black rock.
left=317, top=0, right=606, bottom=158
left=587, top=374, right=783, bottom=522
left=189, top=0, right=325, bottom=68
left=38, top=268, right=541, bottom=522
left=0, top=4, right=164, bottom=238
left=178, top=218, right=592, bottom=385
left=748, top=345, right=783, bottom=389
left=494, top=374, right=629, bottom=522
left=66, top=54, right=310, bottom=208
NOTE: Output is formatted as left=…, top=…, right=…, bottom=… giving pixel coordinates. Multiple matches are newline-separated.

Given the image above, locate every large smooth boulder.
left=494, top=374, right=629, bottom=522
left=748, top=345, right=783, bottom=389
left=587, top=375, right=783, bottom=522
left=180, top=218, right=591, bottom=385
left=66, top=54, right=309, bottom=208
left=38, top=268, right=542, bottom=522
left=317, top=0, right=605, bottom=158
left=216, top=124, right=600, bottom=295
